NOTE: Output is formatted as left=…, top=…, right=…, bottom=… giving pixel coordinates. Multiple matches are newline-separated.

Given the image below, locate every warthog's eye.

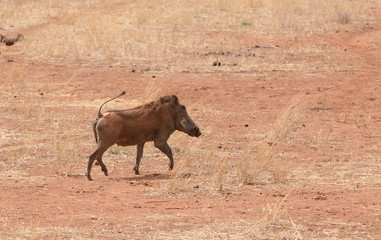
left=181, top=105, right=186, bottom=110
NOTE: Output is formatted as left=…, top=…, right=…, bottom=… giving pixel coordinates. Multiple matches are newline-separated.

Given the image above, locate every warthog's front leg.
left=154, top=141, right=174, bottom=170
left=97, top=155, right=108, bottom=177
left=133, top=143, right=145, bottom=175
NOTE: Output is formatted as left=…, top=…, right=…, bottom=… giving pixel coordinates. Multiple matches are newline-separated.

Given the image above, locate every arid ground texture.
left=1, top=0, right=380, bottom=239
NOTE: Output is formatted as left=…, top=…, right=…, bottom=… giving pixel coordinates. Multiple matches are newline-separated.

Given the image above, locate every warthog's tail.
left=97, top=91, right=126, bottom=119
left=93, top=118, right=99, bottom=143
left=93, top=91, right=126, bottom=143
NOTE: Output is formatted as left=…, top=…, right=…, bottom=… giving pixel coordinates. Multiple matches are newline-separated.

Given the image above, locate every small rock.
left=212, top=60, right=221, bottom=66
left=217, top=145, right=222, bottom=149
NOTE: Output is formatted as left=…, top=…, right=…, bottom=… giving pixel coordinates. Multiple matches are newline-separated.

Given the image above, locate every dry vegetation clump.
left=237, top=95, right=307, bottom=185
left=3, top=63, right=31, bottom=89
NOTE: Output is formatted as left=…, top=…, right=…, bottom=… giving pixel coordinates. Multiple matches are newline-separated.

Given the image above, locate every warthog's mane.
left=108, top=95, right=173, bottom=113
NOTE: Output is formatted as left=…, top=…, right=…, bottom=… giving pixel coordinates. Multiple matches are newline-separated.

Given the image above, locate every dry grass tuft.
left=4, top=63, right=31, bottom=90
left=52, top=114, right=85, bottom=177
left=209, top=153, right=230, bottom=192
left=237, top=95, right=308, bottom=185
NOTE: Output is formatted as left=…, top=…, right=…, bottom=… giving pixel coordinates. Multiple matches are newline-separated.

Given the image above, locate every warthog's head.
left=172, top=95, right=202, bottom=137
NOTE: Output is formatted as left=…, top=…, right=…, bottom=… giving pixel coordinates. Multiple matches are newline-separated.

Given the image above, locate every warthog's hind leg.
left=86, top=143, right=112, bottom=181
left=154, top=141, right=174, bottom=171
left=133, top=143, right=145, bottom=175
left=86, top=150, right=97, bottom=181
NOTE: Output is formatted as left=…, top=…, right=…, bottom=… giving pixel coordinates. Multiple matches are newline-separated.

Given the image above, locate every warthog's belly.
left=115, top=134, right=154, bottom=146
left=116, top=142, right=129, bottom=146
left=115, top=139, right=139, bottom=146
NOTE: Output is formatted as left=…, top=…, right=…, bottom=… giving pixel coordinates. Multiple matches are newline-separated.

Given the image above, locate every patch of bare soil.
left=1, top=1, right=380, bottom=239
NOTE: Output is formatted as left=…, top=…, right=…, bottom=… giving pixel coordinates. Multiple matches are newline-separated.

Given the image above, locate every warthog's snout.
left=194, top=127, right=202, bottom=137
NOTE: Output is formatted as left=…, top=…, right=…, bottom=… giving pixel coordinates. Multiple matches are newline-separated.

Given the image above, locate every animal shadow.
left=118, top=173, right=171, bottom=181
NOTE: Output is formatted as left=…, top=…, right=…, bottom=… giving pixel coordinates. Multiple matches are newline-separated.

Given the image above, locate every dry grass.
left=1, top=69, right=92, bottom=178
left=0, top=194, right=295, bottom=239
left=1, top=0, right=371, bottom=74
left=3, top=63, right=31, bottom=90
left=152, top=95, right=307, bottom=196
left=0, top=0, right=380, bottom=239
left=237, top=95, right=308, bottom=185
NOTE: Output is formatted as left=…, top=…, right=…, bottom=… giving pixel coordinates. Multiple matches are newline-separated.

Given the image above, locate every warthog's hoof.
left=104, top=171, right=108, bottom=176
left=133, top=167, right=140, bottom=175
left=169, top=163, right=174, bottom=171
left=86, top=172, right=93, bottom=181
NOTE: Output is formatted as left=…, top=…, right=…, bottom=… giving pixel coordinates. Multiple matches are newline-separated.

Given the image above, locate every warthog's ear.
left=172, top=95, right=179, bottom=106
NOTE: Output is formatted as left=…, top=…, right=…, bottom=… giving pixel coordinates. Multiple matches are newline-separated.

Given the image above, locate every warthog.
left=86, top=91, right=202, bottom=181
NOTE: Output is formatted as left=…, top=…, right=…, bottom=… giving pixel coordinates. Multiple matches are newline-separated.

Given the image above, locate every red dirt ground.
left=1, top=4, right=381, bottom=240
